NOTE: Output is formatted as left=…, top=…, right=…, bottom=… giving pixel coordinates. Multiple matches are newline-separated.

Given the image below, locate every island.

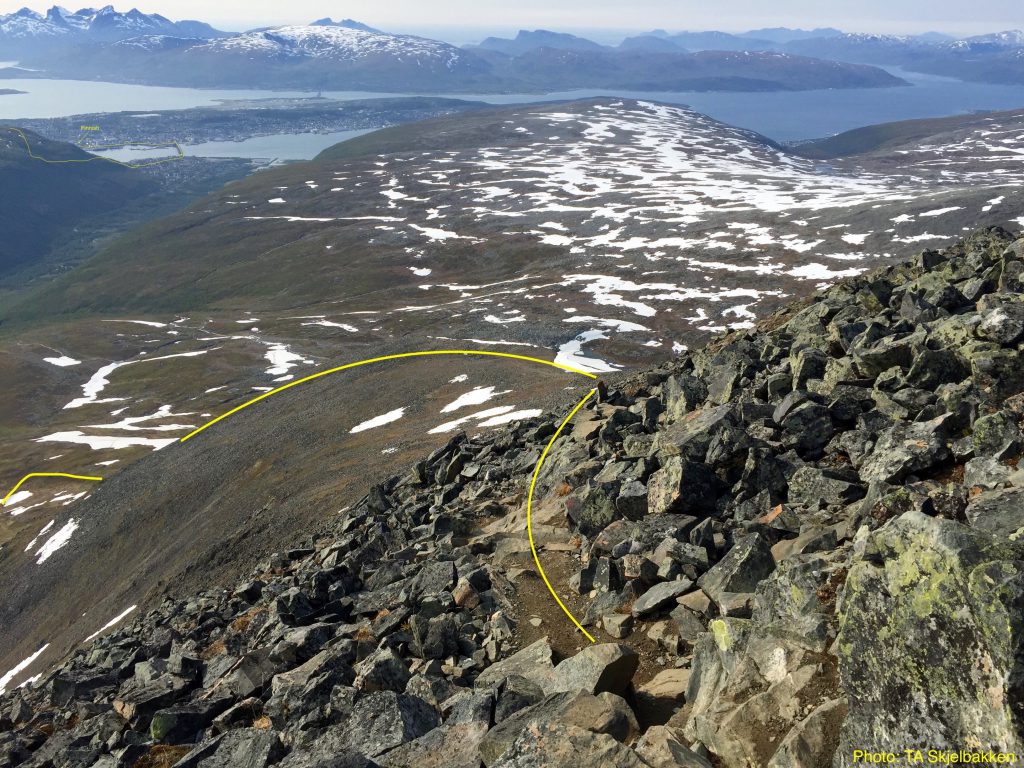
left=0, top=88, right=26, bottom=96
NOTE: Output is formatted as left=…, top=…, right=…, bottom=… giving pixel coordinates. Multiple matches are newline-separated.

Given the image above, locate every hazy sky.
left=2, top=0, right=1021, bottom=38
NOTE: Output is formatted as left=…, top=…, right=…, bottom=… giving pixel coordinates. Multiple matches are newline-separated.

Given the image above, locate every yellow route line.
left=3, top=473, right=104, bottom=506
left=8, top=350, right=600, bottom=639
left=527, top=388, right=598, bottom=643
left=180, top=349, right=597, bottom=442
left=3, top=126, right=184, bottom=169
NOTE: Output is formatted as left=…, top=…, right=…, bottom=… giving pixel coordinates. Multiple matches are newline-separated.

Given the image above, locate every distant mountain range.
left=476, top=26, right=1024, bottom=85
left=0, top=5, right=225, bottom=54
left=785, top=31, right=1024, bottom=84
left=0, top=9, right=905, bottom=92
left=1, top=8, right=1022, bottom=89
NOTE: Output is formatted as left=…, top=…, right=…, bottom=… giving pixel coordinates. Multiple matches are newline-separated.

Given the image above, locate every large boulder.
left=859, top=415, right=952, bottom=484
left=683, top=618, right=841, bottom=768
left=966, top=487, right=1024, bottom=539
left=380, top=691, right=493, bottom=768
left=834, top=512, right=1024, bottom=761
left=787, top=466, right=865, bottom=507
left=170, top=729, right=285, bottom=768
left=479, top=690, right=638, bottom=766
left=548, top=643, right=639, bottom=697
left=474, top=638, right=556, bottom=693
left=647, top=457, right=718, bottom=516
left=490, top=721, right=648, bottom=767
left=697, top=533, right=775, bottom=610
left=330, top=691, right=441, bottom=758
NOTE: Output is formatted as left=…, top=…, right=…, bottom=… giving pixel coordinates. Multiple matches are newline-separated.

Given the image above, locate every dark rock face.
left=3, top=227, right=1024, bottom=766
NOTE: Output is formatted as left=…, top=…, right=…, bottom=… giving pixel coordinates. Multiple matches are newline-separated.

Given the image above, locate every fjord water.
left=87, top=129, right=376, bottom=163
left=0, top=68, right=1023, bottom=152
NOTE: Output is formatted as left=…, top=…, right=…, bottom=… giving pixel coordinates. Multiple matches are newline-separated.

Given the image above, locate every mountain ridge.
left=1, top=226, right=1022, bottom=765
left=0, top=9, right=908, bottom=92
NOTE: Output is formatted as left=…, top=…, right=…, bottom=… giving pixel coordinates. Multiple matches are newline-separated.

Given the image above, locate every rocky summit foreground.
left=2, top=226, right=1024, bottom=766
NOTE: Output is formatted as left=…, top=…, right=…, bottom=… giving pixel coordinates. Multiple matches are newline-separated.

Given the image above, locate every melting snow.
left=35, top=519, right=78, bottom=564
left=4, top=490, right=32, bottom=507
left=106, top=320, right=166, bottom=328
left=429, top=406, right=516, bottom=434
left=477, top=409, right=543, bottom=427
left=350, top=408, right=406, bottom=434
left=43, top=356, right=80, bottom=367
left=64, top=350, right=213, bottom=410
left=36, top=432, right=177, bottom=451
left=788, top=263, right=865, bottom=281
left=555, top=330, right=620, bottom=373
left=84, top=606, right=137, bottom=642
left=84, top=405, right=194, bottom=432
left=441, top=386, right=511, bottom=413
left=0, top=644, right=49, bottom=695
left=264, top=344, right=313, bottom=377
left=301, top=319, right=359, bottom=332
left=562, top=316, right=649, bottom=333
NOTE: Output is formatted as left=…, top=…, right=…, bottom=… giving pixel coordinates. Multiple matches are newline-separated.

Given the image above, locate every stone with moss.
left=834, top=511, right=1024, bottom=761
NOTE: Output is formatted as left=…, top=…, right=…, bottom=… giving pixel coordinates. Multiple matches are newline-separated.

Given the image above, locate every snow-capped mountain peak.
left=199, top=24, right=472, bottom=69
left=0, top=6, right=69, bottom=37
left=0, top=4, right=224, bottom=42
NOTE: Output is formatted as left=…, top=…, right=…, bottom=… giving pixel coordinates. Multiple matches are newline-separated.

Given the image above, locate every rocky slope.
left=2, top=227, right=1022, bottom=766
left=0, top=100, right=1022, bottom=669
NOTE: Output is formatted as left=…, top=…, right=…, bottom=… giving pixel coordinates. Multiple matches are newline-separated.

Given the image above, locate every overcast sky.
left=2, top=0, right=1021, bottom=38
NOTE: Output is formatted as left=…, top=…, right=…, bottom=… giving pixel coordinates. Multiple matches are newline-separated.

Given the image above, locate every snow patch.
left=441, top=386, right=511, bottom=413
left=84, top=606, right=138, bottom=642
left=350, top=408, right=406, bottom=434
left=35, top=519, right=78, bottom=564
left=44, top=356, right=81, bottom=367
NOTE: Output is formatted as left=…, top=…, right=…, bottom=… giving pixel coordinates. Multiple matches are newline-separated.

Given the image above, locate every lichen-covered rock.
left=646, top=457, right=718, bottom=516
left=834, top=512, right=1024, bottom=761
left=966, top=487, right=1024, bottom=539
left=171, top=728, right=285, bottom=768
left=787, top=466, right=865, bottom=507
left=683, top=618, right=840, bottom=768
left=767, top=698, right=847, bottom=768
left=859, top=415, right=952, bottom=483
left=474, top=638, right=555, bottom=693
left=331, top=691, right=441, bottom=758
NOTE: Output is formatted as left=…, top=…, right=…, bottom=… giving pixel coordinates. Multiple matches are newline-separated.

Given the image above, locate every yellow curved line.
left=3, top=473, right=104, bottom=506
left=3, top=126, right=184, bottom=169
left=7, top=349, right=600, bottom=638
left=527, top=388, right=598, bottom=643
left=180, top=349, right=597, bottom=443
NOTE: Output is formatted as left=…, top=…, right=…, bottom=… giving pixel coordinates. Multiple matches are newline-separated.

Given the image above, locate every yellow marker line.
left=7, top=350, right=599, bottom=638
left=527, top=388, right=599, bottom=643
left=3, top=126, right=184, bottom=169
left=3, top=473, right=104, bottom=506
left=180, top=349, right=597, bottom=443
